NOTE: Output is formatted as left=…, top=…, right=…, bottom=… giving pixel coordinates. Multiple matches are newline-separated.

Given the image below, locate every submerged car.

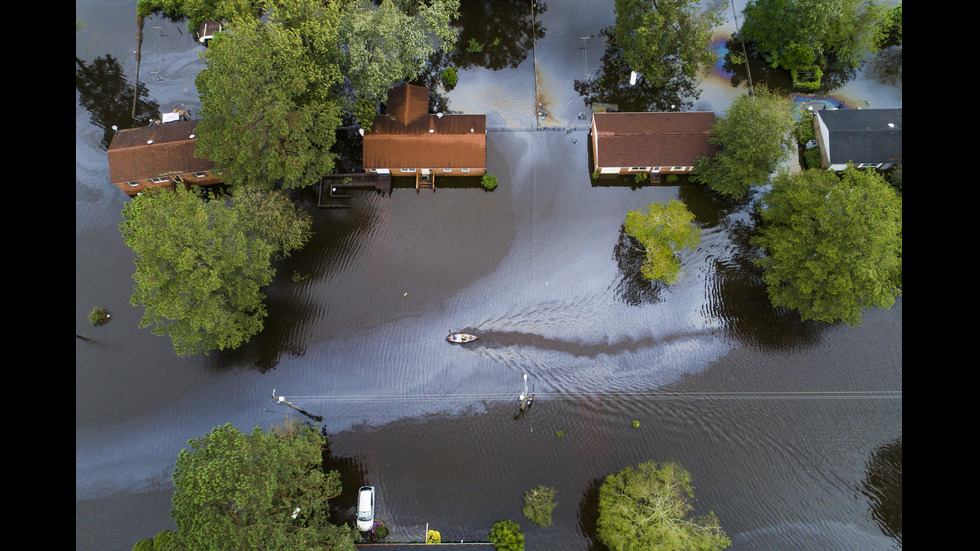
left=356, top=486, right=375, bottom=531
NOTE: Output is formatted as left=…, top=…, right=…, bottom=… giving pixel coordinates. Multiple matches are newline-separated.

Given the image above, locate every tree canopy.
left=739, top=0, right=889, bottom=70
left=752, top=166, right=902, bottom=326
left=612, top=0, right=724, bottom=87
left=337, top=0, right=459, bottom=124
left=597, top=461, right=730, bottom=551
left=171, top=420, right=355, bottom=551
left=488, top=519, right=524, bottom=551
left=119, top=187, right=312, bottom=356
left=692, top=87, right=795, bottom=200
left=194, top=0, right=345, bottom=190
left=624, top=200, right=702, bottom=284
left=192, top=0, right=459, bottom=190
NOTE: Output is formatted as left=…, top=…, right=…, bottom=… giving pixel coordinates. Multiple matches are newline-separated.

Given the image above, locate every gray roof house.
left=813, top=108, right=902, bottom=171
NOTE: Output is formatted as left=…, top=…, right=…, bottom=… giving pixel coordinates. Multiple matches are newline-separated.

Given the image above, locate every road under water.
left=76, top=1, right=901, bottom=549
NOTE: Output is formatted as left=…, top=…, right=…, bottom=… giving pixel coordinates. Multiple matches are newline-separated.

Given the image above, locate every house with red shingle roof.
left=590, top=112, right=718, bottom=179
left=362, top=84, right=486, bottom=188
left=107, top=119, right=222, bottom=196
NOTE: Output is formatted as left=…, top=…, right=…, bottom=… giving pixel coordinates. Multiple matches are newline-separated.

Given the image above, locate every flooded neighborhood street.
left=76, top=1, right=901, bottom=549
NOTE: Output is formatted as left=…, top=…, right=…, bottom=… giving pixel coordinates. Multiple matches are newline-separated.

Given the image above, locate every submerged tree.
left=575, top=26, right=701, bottom=113
left=752, top=167, right=902, bottom=326
left=623, top=200, right=701, bottom=285
left=195, top=0, right=345, bottom=190
left=522, top=485, right=558, bottom=528
left=692, top=86, right=795, bottom=200
left=739, top=0, right=889, bottom=71
left=336, top=0, right=459, bottom=126
left=597, top=461, right=730, bottom=551
left=171, top=420, right=355, bottom=550
left=120, top=187, right=312, bottom=356
left=612, top=0, right=724, bottom=87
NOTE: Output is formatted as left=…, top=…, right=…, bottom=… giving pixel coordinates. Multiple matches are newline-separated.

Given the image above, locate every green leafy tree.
left=624, top=200, right=701, bottom=284
left=612, top=0, right=724, bottom=87
left=337, top=0, right=459, bottom=125
left=488, top=520, right=524, bottom=551
left=692, top=87, right=795, bottom=200
left=522, top=485, right=557, bottom=528
left=195, top=0, right=345, bottom=190
left=752, top=167, right=902, bottom=326
left=171, top=420, right=355, bottom=551
left=597, top=461, right=730, bottom=551
left=739, top=0, right=888, bottom=70
left=119, top=187, right=312, bottom=356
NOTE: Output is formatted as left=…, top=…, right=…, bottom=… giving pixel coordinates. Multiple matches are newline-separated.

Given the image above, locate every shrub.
left=441, top=66, right=459, bottom=88
left=523, top=485, right=558, bottom=527
left=791, top=65, right=823, bottom=92
left=488, top=520, right=524, bottom=551
left=481, top=173, right=498, bottom=191
left=632, top=420, right=640, bottom=428
left=555, top=430, right=564, bottom=438
left=427, top=530, right=441, bottom=543
left=88, top=307, right=111, bottom=326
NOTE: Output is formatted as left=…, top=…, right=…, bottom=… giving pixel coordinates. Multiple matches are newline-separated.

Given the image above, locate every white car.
left=356, top=486, right=375, bottom=531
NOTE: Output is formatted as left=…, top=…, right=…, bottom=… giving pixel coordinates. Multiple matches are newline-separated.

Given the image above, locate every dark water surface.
left=76, top=1, right=901, bottom=549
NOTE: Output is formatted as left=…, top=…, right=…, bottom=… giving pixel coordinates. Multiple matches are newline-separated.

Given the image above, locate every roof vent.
left=428, top=129, right=435, bottom=134
left=437, top=113, right=444, bottom=118
left=189, top=134, right=196, bottom=139
left=147, top=140, right=154, bottom=144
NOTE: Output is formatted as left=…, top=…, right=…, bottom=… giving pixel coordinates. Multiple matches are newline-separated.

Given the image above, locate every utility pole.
left=271, top=389, right=323, bottom=422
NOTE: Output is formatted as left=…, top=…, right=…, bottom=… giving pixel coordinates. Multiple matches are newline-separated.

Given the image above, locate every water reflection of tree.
left=574, top=27, right=700, bottom=112
left=75, top=55, right=159, bottom=150
left=861, top=438, right=902, bottom=545
left=613, top=226, right=665, bottom=306
left=451, top=0, right=546, bottom=71
left=576, top=477, right=604, bottom=551
left=685, top=184, right=823, bottom=350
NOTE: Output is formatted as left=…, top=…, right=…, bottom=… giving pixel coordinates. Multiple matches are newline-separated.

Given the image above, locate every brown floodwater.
left=76, top=1, right=901, bottom=549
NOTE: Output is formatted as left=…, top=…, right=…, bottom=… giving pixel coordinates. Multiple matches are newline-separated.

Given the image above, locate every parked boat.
left=447, top=332, right=479, bottom=344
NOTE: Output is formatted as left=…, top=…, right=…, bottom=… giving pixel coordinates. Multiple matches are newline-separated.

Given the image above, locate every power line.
left=282, top=390, right=901, bottom=404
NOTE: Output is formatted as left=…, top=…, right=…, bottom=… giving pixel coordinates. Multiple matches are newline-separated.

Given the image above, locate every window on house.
left=629, top=167, right=649, bottom=172
left=400, top=168, right=416, bottom=173
left=126, top=181, right=140, bottom=187
left=150, top=177, right=169, bottom=184
left=461, top=168, right=471, bottom=172
left=672, top=166, right=685, bottom=171
left=443, top=168, right=452, bottom=172
left=857, top=163, right=881, bottom=169
left=193, top=172, right=208, bottom=178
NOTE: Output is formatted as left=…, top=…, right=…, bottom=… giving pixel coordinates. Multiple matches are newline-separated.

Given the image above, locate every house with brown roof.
left=590, top=112, right=718, bottom=179
left=362, top=84, right=486, bottom=188
left=107, top=119, right=222, bottom=196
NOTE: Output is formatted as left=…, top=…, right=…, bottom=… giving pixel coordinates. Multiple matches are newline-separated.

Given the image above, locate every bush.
left=427, top=530, right=441, bottom=543
left=441, top=66, right=459, bottom=89
left=88, top=306, right=111, bottom=326
left=791, top=65, right=823, bottom=92
left=481, top=173, right=498, bottom=191
left=488, top=520, right=524, bottom=551
left=523, top=485, right=557, bottom=527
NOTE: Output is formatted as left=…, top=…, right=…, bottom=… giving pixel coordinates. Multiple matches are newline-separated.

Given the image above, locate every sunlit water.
left=77, top=1, right=901, bottom=549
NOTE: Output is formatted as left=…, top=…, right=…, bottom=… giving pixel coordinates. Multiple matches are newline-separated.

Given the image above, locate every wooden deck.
left=318, top=173, right=392, bottom=208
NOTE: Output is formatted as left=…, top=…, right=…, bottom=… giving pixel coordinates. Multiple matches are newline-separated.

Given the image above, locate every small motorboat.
left=447, top=332, right=479, bottom=344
